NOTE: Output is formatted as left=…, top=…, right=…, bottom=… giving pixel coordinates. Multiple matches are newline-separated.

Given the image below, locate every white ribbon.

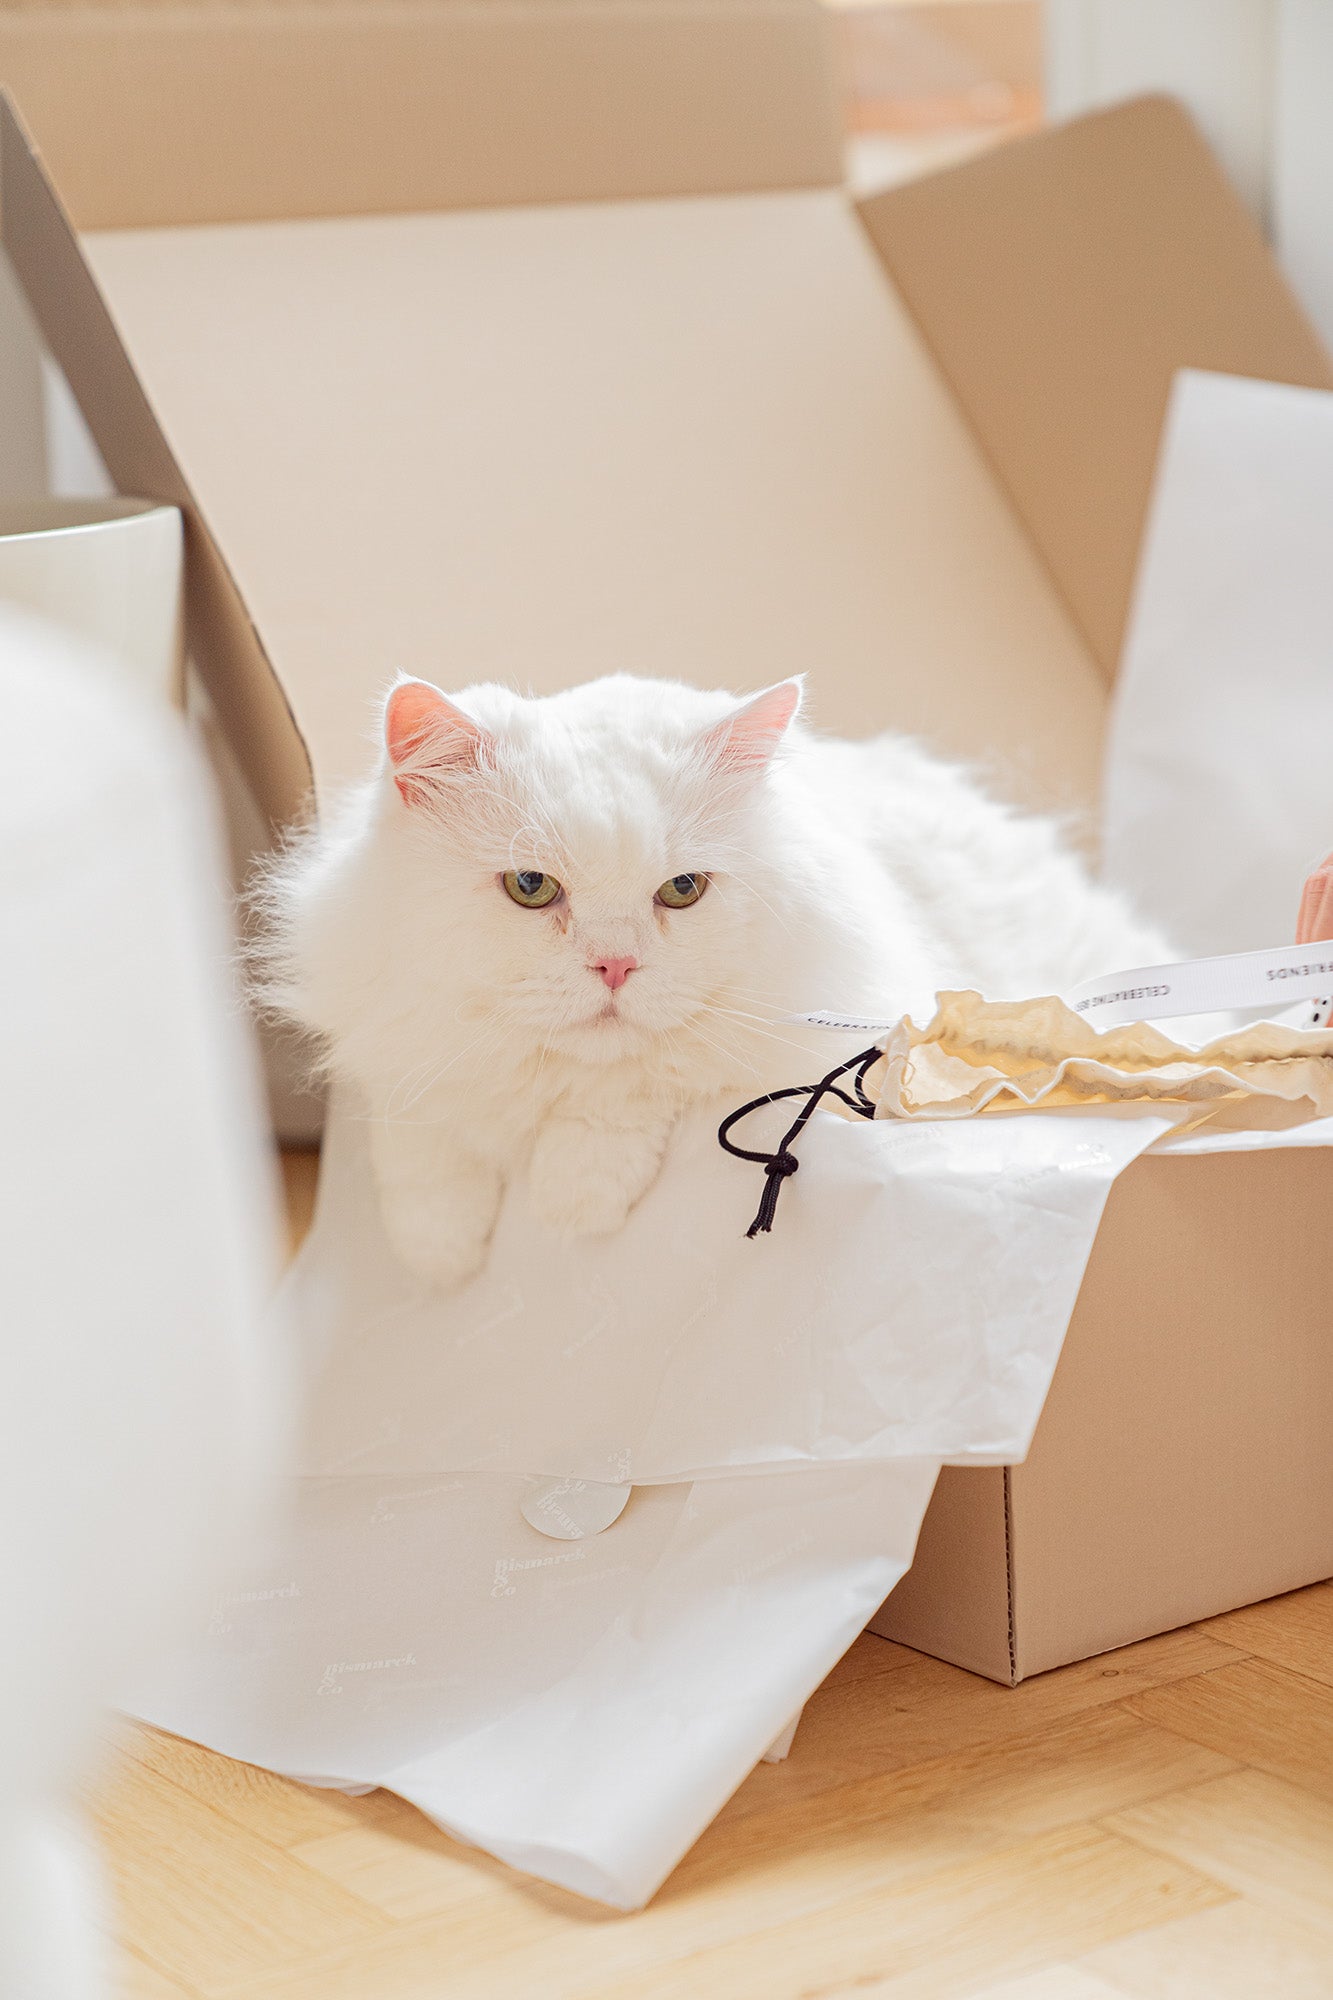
left=791, top=940, right=1333, bottom=1037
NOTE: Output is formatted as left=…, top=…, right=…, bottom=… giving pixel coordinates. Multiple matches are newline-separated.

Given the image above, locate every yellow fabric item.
left=871, top=992, right=1333, bottom=1121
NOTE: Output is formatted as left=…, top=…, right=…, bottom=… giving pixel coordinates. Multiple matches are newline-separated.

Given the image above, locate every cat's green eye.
left=503, top=869, right=562, bottom=909
left=656, top=873, right=707, bottom=909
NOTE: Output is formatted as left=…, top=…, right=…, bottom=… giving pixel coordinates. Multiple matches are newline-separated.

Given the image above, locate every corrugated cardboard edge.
left=1002, top=1464, right=1019, bottom=1684
left=0, top=0, right=843, bottom=230
left=857, top=96, right=1333, bottom=681
left=0, top=91, right=312, bottom=827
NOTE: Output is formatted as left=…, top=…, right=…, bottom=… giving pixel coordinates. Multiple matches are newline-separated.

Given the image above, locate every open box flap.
left=0, top=0, right=843, bottom=230
left=0, top=95, right=310, bottom=825
left=76, top=182, right=1106, bottom=809
left=859, top=96, right=1333, bottom=680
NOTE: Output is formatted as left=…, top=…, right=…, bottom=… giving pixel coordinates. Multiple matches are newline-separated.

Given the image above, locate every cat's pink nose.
left=593, top=955, right=639, bottom=991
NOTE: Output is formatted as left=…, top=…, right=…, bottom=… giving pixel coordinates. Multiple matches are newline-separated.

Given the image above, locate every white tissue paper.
left=1104, top=368, right=1333, bottom=957
left=132, top=1085, right=1188, bottom=1909
left=130, top=364, right=1333, bottom=1910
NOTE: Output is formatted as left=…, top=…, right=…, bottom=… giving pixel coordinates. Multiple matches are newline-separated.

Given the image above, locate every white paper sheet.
left=135, top=1463, right=936, bottom=1907
left=1103, top=369, right=1333, bottom=956
left=135, top=1087, right=1183, bottom=1907
left=295, top=1093, right=1181, bottom=1482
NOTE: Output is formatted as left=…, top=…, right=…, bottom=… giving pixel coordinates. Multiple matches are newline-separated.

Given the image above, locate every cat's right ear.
left=384, top=679, right=490, bottom=805
left=705, top=678, right=804, bottom=775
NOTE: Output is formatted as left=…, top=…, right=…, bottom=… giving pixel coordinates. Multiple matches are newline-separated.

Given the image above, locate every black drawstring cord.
left=717, top=1044, right=883, bottom=1237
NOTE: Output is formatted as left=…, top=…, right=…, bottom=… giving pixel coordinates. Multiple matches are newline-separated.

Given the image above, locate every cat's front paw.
left=528, top=1118, right=669, bottom=1238
left=379, top=1174, right=500, bottom=1293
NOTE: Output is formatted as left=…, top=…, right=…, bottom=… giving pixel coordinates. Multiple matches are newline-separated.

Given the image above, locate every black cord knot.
left=748, top=1149, right=800, bottom=1238
left=717, top=1043, right=882, bottom=1238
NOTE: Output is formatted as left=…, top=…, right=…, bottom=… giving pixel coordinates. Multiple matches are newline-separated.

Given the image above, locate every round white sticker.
left=520, top=1476, right=633, bottom=1541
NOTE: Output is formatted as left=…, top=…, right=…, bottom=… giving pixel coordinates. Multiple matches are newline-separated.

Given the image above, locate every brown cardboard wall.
left=877, top=1145, right=1333, bottom=1682
left=869, top=1464, right=1014, bottom=1682
left=0, top=0, right=843, bottom=230
left=859, top=97, right=1333, bottom=680
left=1010, top=1146, right=1333, bottom=1678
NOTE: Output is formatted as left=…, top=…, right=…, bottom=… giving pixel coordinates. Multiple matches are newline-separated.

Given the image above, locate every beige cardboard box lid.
left=1, top=2, right=1327, bottom=829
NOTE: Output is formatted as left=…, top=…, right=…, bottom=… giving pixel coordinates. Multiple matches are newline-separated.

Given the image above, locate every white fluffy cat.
left=261, top=673, right=1167, bottom=1290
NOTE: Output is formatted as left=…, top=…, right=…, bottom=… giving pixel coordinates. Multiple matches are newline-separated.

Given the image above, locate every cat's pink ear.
left=706, top=679, right=803, bottom=774
left=384, top=679, right=490, bottom=805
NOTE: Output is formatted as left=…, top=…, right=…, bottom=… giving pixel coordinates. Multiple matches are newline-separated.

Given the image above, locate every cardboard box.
left=4, top=0, right=1332, bottom=1684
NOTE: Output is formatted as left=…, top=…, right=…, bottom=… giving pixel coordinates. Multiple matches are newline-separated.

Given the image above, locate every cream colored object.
left=873, top=992, right=1333, bottom=1121
left=0, top=607, right=283, bottom=1997
left=0, top=497, right=182, bottom=704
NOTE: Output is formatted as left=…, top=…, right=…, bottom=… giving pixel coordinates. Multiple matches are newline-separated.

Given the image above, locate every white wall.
left=1272, top=0, right=1333, bottom=350
left=1047, top=0, right=1333, bottom=353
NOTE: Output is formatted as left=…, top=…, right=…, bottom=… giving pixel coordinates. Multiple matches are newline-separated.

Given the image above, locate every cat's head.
left=376, top=672, right=804, bottom=1062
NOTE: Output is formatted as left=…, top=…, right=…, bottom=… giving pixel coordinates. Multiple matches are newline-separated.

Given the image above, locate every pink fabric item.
left=1296, top=853, right=1333, bottom=944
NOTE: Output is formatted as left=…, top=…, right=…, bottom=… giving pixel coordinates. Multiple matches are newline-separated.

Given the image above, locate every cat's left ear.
left=706, top=678, right=803, bottom=774
left=384, top=678, right=491, bottom=806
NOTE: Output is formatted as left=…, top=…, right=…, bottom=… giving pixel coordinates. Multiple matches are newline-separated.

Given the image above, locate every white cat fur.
left=260, top=673, right=1168, bottom=1290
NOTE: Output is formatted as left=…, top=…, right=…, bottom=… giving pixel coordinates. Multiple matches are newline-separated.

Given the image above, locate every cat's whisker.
left=386, top=1019, right=510, bottom=1119
left=701, top=1006, right=816, bottom=1055
left=702, top=997, right=788, bottom=1027
left=706, top=869, right=798, bottom=942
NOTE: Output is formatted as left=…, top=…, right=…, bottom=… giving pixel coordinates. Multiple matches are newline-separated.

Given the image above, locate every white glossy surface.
left=0, top=498, right=182, bottom=705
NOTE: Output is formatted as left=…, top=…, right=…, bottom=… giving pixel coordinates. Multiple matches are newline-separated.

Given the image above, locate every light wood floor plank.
left=965, top=1968, right=1132, bottom=2000
left=1124, top=1658, right=1333, bottom=1806
left=113, top=1945, right=198, bottom=1999
left=1079, top=1895, right=1333, bottom=1998
left=290, top=1815, right=569, bottom=1926
left=719, top=1628, right=1245, bottom=1823
left=851, top=1703, right=1237, bottom=1838
left=234, top=1879, right=593, bottom=2000
left=124, top=1724, right=405, bottom=1850
left=820, top=1629, right=922, bottom=1688
left=93, top=1753, right=389, bottom=1996
left=242, top=1826, right=1227, bottom=2000
left=1104, top=1767, right=1333, bottom=1939
left=1200, top=1580, right=1333, bottom=1690
left=580, top=1827, right=1230, bottom=2000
